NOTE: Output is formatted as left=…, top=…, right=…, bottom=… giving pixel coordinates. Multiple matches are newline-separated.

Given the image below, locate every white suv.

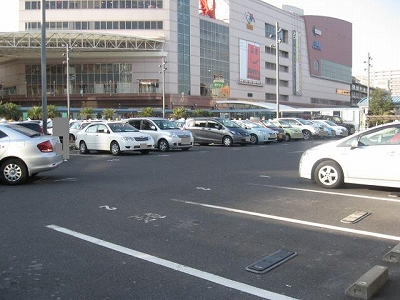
left=275, top=118, right=321, bottom=140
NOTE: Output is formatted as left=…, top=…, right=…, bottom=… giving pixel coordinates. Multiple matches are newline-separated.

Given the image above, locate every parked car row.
left=2, top=116, right=399, bottom=191
left=69, top=116, right=351, bottom=155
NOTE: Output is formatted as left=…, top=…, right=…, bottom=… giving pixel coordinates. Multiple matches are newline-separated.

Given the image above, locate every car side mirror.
left=350, top=139, right=359, bottom=149
left=150, top=125, right=156, bottom=130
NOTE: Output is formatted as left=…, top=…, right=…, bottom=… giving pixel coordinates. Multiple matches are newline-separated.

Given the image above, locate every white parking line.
left=46, top=224, right=299, bottom=300
left=249, top=183, right=400, bottom=203
left=171, top=199, right=400, bottom=242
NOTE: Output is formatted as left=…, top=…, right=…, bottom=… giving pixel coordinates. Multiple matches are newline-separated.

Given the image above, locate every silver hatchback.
left=0, top=123, right=63, bottom=185
left=126, top=117, right=194, bottom=152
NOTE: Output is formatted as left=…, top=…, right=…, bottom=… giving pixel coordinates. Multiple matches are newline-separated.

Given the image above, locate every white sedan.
left=299, top=122, right=400, bottom=189
left=75, top=121, right=154, bottom=155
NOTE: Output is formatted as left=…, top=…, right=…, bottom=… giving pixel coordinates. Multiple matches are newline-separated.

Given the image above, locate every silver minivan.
left=126, top=117, right=194, bottom=151
left=184, top=117, right=251, bottom=146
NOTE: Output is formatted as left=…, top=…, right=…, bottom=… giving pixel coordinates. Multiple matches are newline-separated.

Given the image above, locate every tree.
left=192, top=109, right=211, bottom=117
left=139, top=107, right=154, bottom=117
left=0, top=102, right=21, bottom=120
left=368, top=89, right=394, bottom=115
left=79, top=107, right=94, bottom=120
left=27, top=106, right=42, bottom=120
left=47, top=105, right=60, bottom=119
left=103, top=108, right=116, bottom=120
left=172, top=106, right=187, bottom=119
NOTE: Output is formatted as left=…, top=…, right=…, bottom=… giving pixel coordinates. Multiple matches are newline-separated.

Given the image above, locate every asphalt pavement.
left=1, top=140, right=400, bottom=300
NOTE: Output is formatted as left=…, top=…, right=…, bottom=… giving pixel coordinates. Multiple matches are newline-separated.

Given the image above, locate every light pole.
left=270, top=22, right=282, bottom=118
left=159, top=57, right=167, bottom=118
left=63, top=44, right=71, bottom=119
left=364, top=52, right=373, bottom=129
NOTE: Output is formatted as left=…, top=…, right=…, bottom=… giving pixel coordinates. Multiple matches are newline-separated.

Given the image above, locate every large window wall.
left=177, top=0, right=190, bottom=95
left=25, top=1, right=163, bottom=10
left=26, top=20, right=163, bottom=31
left=25, top=62, right=140, bottom=97
left=200, top=20, right=229, bottom=97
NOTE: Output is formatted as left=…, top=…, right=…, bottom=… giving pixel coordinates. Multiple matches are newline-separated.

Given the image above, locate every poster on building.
left=199, top=0, right=229, bottom=22
left=239, top=39, right=261, bottom=86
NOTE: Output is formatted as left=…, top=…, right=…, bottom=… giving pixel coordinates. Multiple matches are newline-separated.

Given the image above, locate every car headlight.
left=122, top=136, right=135, bottom=141
left=168, top=132, right=179, bottom=138
left=230, top=130, right=240, bottom=135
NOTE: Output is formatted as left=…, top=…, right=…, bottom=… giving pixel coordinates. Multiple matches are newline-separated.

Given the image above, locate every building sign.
left=239, top=39, right=261, bottom=86
left=245, top=12, right=255, bottom=30
left=312, top=40, right=322, bottom=51
left=313, top=26, right=322, bottom=36
left=336, top=89, right=350, bottom=95
left=199, top=0, right=229, bottom=23
left=292, top=30, right=303, bottom=96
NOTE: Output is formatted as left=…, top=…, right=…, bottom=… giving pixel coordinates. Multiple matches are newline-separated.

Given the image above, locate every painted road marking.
left=46, top=225, right=299, bottom=300
left=99, top=205, right=117, bottom=211
left=249, top=183, right=400, bottom=204
left=196, top=187, right=211, bottom=191
left=171, top=199, right=400, bottom=242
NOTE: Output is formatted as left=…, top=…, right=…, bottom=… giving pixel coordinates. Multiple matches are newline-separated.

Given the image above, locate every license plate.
left=181, top=137, right=190, bottom=144
left=140, top=143, right=147, bottom=149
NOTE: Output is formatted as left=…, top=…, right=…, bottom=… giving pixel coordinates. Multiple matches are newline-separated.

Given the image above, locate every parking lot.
left=1, top=140, right=400, bottom=300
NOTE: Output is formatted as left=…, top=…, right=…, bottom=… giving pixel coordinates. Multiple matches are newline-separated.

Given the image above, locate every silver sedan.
left=0, top=123, right=63, bottom=185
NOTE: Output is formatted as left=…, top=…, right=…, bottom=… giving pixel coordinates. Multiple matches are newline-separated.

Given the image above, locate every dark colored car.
left=10, top=121, right=44, bottom=135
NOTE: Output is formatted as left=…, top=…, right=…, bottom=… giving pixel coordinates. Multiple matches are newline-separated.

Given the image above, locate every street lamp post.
left=364, top=52, right=373, bottom=129
left=64, top=44, right=71, bottom=119
left=159, top=57, right=167, bottom=118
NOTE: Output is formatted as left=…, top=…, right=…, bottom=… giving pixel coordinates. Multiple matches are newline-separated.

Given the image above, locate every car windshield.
left=241, top=121, right=261, bottom=128
left=5, top=124, right=41, bottom=137
left=109, top=123, right=139, bottom=132
left=324, top=120, right=337, bottom=126
left=153, top=119, right=179, bottom=130
left=221, top=119, right=241, bottom=128
left=278, top=120, right=291, bottom=128
left=298, top=119, right=312, bottom=125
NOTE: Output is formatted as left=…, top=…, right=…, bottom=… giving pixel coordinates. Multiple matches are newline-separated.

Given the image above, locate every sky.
left=0, top=1, right=399, bottom=76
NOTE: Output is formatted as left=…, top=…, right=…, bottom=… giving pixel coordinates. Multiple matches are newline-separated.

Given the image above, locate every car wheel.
left=222, top=136, right=233, bottom=147
left=303, top=130, right=312, bottom=140
left=158, top=139, right=170, bottom=152
left=110, top=141, right=121, bottom=156
left=314, top=160, right=344, bottom=189
left=0, top=158, right=28, bottom=185
left=140, top=150, right=150, bottom=154
left=79, top=141, right=89, bottom=154
left=285, top=133, right=291, bottom=141
left=250, top=134, right=258, bottom=145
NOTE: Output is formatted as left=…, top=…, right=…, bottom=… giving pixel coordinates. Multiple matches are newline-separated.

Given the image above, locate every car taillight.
left=37, top=140, right=53, bottom=152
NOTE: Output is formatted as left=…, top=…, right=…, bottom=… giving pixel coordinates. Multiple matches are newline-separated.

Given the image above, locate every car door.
left=344, top=124, right=400, bottom=182
left=83, top=124, right=99, bottom=150
left=139, top=119, right=158, bottom=142
left=96, top=124, right=110, bottom=150
left=205, top=120, right=224, bottom=143
left=0, top=130, right=10, bottom=158
left=190, top=119, right=208, bottom=143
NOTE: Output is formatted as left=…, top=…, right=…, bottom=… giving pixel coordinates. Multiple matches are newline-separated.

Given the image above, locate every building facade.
left=0, top=0, right=353, bottom=116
